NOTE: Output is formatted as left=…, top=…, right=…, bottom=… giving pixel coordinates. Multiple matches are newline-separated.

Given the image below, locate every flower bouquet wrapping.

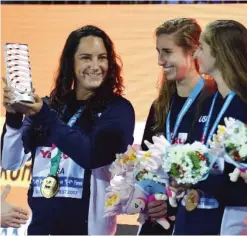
left=105, top=138, right=175, bottom=229
left=135, top=135, right=179, bottom=207
left=210, top=117, right=247, bottom=182
left=162, top=141, right=216, bottom=185
left=104, top=175, right=174, bottom=229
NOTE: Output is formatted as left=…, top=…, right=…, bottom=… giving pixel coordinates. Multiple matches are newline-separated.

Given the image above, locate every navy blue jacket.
left=1, top=93, right=135, bottom=235
left=140, top=91, right=210, bottom=235
left=140, top=91, right=247, bottom=235
left=174, top=93, right=247, bottom=235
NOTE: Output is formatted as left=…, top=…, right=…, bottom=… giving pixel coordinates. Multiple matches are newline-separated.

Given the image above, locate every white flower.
left=162, top=141, right=211, bottom=184
left=134, top=135, right=171, bottom=172
left=190, top=141, right=208, bottom=154
left=211, top=117, right=247, bottom=169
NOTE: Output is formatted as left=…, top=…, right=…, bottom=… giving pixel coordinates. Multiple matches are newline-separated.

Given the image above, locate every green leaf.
left=170, top=163, right=182, bottom=178
left=188, top=152, right=201, bottom=170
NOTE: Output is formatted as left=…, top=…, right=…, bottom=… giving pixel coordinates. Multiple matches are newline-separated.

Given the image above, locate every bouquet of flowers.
left=109, top=136, right=170, bottom=181
left=104, top=175, right=174, bottom=229
left=210, top=117, right=247, bottom=182
left=105, top=137, right=176, bottom=228
left=109, top=145, right=139, bottom=177
left=162, top=141, right=216, bottom=185
left=135, top=135, right=170, bottom=172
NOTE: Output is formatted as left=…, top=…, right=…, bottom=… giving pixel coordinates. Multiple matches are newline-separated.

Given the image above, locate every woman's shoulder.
left=233, top=94, right=247, bottom=106
left=94, top=95, right=135, bottom=121
left=229, top=95, right=247, bottom=123
left=109, top=95, right=134, bottom=111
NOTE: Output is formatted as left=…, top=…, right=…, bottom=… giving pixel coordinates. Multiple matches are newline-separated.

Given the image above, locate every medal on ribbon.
left=40, top=175, right=60, bottom=198
left=40, top=107, right=84, bottom=199
left=41, top=146, right=62, bottom=198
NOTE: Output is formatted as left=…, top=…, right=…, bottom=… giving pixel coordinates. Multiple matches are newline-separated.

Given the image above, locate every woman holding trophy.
left=1, top=25, right=135, bottom=235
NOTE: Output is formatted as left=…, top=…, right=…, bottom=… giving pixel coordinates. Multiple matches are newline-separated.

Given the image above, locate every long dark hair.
left=49, top=25, right=124, bottom=119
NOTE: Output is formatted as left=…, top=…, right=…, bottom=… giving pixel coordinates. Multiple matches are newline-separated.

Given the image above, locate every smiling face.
left=156, top=34, right=195, bottom=81
left=74, top=36, right=109, bottom=92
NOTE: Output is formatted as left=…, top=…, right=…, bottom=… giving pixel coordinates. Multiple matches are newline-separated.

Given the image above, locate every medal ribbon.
left=166, top=77, right=204, bottom=143
left=49, top=106, right=85, bottom=177
left=205, top=91, right=235, bottom=146
left=183, top=91, right=236, bottom=210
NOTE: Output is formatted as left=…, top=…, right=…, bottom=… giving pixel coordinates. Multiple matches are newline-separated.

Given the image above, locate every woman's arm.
left=1, top=113, right=33, bottom=170
left=30, top=98, right=135, bottom=169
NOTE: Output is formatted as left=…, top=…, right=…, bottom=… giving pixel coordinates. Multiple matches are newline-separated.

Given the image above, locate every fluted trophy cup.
left=4, top=43, right=34, bottom=103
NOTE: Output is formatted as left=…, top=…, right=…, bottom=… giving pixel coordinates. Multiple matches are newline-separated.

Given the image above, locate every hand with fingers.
left=147, top=198, right=168, bottom=220
left=166, top=178, right=191, bottom=207
left=170, top=178, right=192, bottom=194
left=1, top=185, right=29, bottom=228
left=2, top=76, right=42, bottom=116
left=2, top=77, right=17, bottom=114
left=146, top=196, right=175, bottom=229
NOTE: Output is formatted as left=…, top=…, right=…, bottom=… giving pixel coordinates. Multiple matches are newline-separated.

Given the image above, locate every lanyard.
left=200, top=92, right=218, bottom=144
left=166, top=77, right=204, bottom=143
left=49, top=106, right=85, bottom=176
left=205, top=91, right=235, bottom=146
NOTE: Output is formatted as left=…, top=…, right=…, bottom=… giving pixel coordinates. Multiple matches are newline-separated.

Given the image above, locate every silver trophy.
left=4, top=43, right=34, bottom=103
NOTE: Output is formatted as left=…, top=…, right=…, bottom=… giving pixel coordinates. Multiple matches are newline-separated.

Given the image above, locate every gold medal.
left=40, top=175, right=60, bottom=198
left=185, top=189, right=199, bottom=211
